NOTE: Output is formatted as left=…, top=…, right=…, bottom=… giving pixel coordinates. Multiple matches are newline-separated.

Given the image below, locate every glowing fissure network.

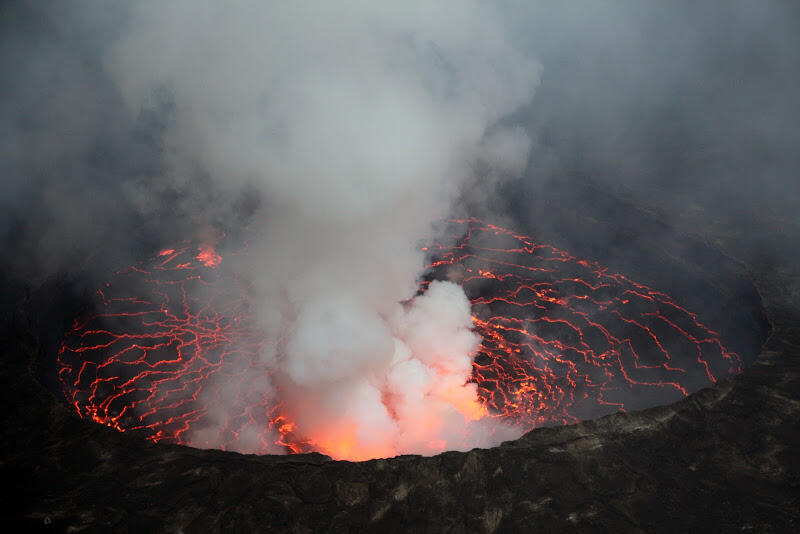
left=58, top=218, right=741, bottom=459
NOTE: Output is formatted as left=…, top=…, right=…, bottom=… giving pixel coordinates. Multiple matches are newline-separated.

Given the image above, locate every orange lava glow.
left=196, top=244, right=222, bottom=268
left=308, top=424, right=397, bottom=462
left=57, top=219, right=741, bottom=460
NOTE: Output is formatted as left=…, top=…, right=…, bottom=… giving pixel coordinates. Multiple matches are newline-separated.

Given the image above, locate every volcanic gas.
left=57, top=218, right=741, bottom=460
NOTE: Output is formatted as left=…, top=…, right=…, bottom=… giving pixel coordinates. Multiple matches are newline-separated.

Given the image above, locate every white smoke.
left=107, top=0, right=539, bottom=459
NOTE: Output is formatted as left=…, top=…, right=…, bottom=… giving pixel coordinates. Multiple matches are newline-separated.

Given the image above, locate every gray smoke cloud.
left=492, top=1, right=800, bottom=262
left=2, top=1, right=797, bottom=458
left=99, top=0, right=539, bottom=458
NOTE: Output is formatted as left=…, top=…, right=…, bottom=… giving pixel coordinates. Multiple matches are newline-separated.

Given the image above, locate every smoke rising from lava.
left=4, top=1, right=795, bottom=462
left=101, top=1, right=539, bottom=458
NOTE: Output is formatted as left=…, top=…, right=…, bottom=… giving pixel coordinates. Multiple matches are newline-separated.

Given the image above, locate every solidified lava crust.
left=57, top=218, right=742, bottom=455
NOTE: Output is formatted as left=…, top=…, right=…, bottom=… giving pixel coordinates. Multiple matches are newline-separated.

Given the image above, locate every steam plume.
left=106, top=1, right=539, bottom=458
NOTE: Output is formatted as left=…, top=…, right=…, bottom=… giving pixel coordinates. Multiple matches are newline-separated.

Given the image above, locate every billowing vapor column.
left=107, top=0, right=540, bottom=459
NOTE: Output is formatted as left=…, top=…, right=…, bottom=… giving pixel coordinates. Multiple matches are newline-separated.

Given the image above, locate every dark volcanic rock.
left=1, top=185, right=798, bottom=532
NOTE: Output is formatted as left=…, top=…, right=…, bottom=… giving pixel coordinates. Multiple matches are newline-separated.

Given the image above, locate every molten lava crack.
left=58, top=219, right=740, bottom=457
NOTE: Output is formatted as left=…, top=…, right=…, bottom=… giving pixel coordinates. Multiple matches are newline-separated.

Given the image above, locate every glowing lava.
left=57, top=219, right=741, bottom=459
left=427, top=219, right=740, bottom=427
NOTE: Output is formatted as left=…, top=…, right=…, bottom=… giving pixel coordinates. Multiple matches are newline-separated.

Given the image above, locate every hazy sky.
left=2, top=1, right=798, bottom=278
